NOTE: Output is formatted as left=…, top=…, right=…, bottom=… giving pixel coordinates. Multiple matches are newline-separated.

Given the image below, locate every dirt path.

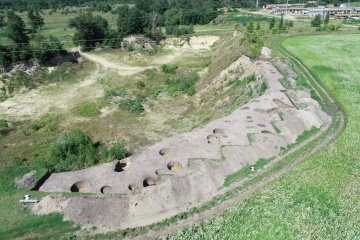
left=80, top=52, right=151, bottom=75
left=126, top=46, right=345, bottom=240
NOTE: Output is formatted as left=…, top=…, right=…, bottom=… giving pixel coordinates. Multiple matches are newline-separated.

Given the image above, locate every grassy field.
left=161, top=34, right=360, bottom=239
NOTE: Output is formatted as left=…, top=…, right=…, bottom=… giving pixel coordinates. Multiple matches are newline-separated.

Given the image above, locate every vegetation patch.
left=73, top=101, right=101, bottom=117
left=119, top=97, right=145, bottom=113
left=165, top=72, right=199, bottom=96
left=44, top=129, right=129, bottom=172
left=223, top=157, right=274, bottom=187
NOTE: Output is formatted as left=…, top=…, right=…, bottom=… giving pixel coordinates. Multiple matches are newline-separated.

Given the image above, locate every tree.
left=35, top=10, right=44, bottom=29
left=269, top=17, right=276, bottom=29
left=28, top=9, right=37, bottom=32
left=164, top=8, right=180, bottom=26
left=256, top=21, right=261, bottom=30
left=279, top=14, right=284, bottom=30
left=0, top=14, right=5, bottom=29
left=5, top=11, right=29, bottom=44
left=68, top=13, right=108, bottom=50
left=32, top=36, right=66, bottom=63
left=28, top=9, right=45, bottom=32
left=247, top=21, right=254, bottom=33
left=116, top=5, right=132, bottom=36
left=311, top=14, right=322, bottom=27
left=324, top=13, right=330, bottom=24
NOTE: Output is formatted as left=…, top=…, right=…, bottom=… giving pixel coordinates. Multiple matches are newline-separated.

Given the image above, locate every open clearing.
left=1, top=6, right=359, bottom=239
left=160, top=34, right=360, bottom=240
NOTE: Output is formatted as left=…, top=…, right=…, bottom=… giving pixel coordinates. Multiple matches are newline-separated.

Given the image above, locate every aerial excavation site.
left=0, top=0, right=359, bottom=239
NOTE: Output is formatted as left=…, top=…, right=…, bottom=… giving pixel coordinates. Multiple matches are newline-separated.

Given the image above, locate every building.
left=265, top=2, right=360, bottom=19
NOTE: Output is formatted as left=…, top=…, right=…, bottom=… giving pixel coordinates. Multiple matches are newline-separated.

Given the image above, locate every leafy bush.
left=246, top=74, right=257, bottom=83
left=108, top=143, right=129, bottom=159
left=165, top=72, right=199, bottom=96
left=44, top=130, right=128, bottom=172
left=310, top=89, right=321, bottom=103
left=119, top=97, right=144, bottom=113
left=32, top=36, right=67, bottom=64
left=0, top=118, right=10, bottom=136
left=240, top=32, right=263, bottom=59
left=165, top=25, right=194, bottom=35
left=161, top=64, right=178, bottom=74
left=259, top=81, right=267, bottom=94
left=136, top=81, right=146, bottom=89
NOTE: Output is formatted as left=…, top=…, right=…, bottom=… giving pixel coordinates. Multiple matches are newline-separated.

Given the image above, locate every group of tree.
left=0, top=11, right=66, bottom=66
left=0, top=0, right=353, bottom=12
left=269, top=15, right=293, bottom=34
left=68, top=0, right=220, bottom=50
left=311, top=14, right=341, bottom=31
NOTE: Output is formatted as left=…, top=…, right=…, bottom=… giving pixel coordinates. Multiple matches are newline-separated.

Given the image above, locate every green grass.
left=162, top=34, right=360, bottom=240
left=73, top=101, right=101, bottom=117
left=223, top=157, right=274, bottom=187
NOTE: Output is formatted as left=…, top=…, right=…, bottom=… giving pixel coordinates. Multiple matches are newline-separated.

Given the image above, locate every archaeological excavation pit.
left=143, top=177, right=157, bottom=187
left=207, top=134, right=220, bottom=144
left=101, top=185, right=112, bottom=194
left=128, top=184, right=139, bottom=191
left=261, top=130, right=274, bottom=134
left=167, top=162, right=183, bottom=171
left=115, top=161, right=130, bottom=172
left=159, top=148, right=173, bottom=157
left=213, top=128, right=225, bottom=135
left=70, top=181, right=89, bottom=193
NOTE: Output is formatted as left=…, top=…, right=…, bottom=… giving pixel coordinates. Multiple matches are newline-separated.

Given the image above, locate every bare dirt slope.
left=33, top=55, right=330, bottom=233
left=0, top=64, right=103, bottom=120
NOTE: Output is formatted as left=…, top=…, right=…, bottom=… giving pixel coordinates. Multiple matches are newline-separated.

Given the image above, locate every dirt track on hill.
left=126, top=48, right=345, bottom=240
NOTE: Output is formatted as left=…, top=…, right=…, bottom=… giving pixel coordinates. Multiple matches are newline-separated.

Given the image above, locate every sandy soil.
left=33, top=55, right=330, bottom=232
left=0, top=65, right=104, bottom=120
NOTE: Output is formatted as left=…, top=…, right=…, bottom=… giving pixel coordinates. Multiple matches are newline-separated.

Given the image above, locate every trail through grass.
left=161, top=34, right=360, bottom=239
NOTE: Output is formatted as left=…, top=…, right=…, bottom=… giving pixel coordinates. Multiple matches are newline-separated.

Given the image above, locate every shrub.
left=246, top=74, right=257, bottom=83
left=161, top=64, right=178, bottom=74
left=165, top=72, right=199, bottom=96
left=136, top=81, right=146, bottom=89
left=44, top=130, right=128, bottom=172
left=108, top=143, right=130, bottom=159
left=119, top=97, right=144, bottom=113
left=45, top=130, right=99, bottom=172
left=165, top=25, right=194, bottom=35
left=310, top=89, right=321, bottom=103
left=0, top=119, right=10, bottom=136
left=259, top=81, right=267, bottom=94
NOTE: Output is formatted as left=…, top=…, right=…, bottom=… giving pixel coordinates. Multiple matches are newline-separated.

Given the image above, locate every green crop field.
left=161, top=34, right=360, bottom=239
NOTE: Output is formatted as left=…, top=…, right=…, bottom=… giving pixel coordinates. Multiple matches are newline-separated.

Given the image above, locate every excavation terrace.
left=32, top=49, right=330, bottom=232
